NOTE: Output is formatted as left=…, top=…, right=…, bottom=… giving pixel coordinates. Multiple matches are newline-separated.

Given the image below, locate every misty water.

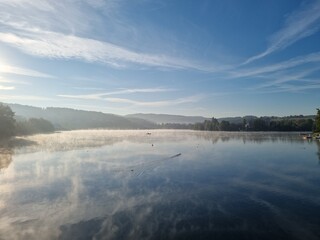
left=0, top=130, right=320, bottom=240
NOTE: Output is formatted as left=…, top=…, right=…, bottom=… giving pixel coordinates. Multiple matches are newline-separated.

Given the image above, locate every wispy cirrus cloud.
left=284, top=83, right=320, bottom=92
left=0, top=0, right=95, bottom=34
left=0, top=0, right=54, bottom=10
left=233, top=52, right=320, bottom=79
left=0, top=95, right=52, bottom=101
left=0, top=31, right=221, bottom=71
left=0, top=85, right=14, bottom=90
left=103, top=95, right=203, bottom=107
left=226, top=51, right=320, bottom=94
left=0, top=64, right=53, bottom=78
left=0, top=76, right=29, bottom=85
left=58, top=88, right=175, bottom=100
left=255, top=83, right=320, bottom=94
left=59, top=88, right=203, bottom=107
left=244, top=0, right=320, bottom=64
left=0, top=0, right=223, bottom=72
left=249, top=66, right=320, bottom=90
left=0, top=76, right=13, bottom=83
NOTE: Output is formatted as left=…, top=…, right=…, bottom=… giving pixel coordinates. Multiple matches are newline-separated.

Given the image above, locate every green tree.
left=220, top=120, right=230, bottom=131
left=253, top=118, right=268, bottom=131
left=194, top=122, right=204, bottom=131
left=315, top=108, right=320, bottom=133
left=211, top=117, right=220, bottom=131
left=15, top=118, right=55, bottom=135
left=243, top=118, right=247, bottom=130
left=0, top=104, right=15, bottom=139
left=204, top=120, right=213, bottom=131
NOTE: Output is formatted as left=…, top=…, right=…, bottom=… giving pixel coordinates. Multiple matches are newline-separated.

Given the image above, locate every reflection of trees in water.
left=316, top=141, right=320, bottom=163
left=194, top=132, right=305, bottom=145
left=0, top=139, right=12, bottom=169
left=5, top=130, right=310, bottom=155
left=0, top=146, right=12, bottom=170
left=0, top=138, right=36, bottom=169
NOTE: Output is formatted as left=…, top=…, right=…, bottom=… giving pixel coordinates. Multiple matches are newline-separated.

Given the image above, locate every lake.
left=0, top=130, right=320, bottom=240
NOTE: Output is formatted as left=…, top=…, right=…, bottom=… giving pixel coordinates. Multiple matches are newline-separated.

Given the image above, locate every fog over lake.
left=1, top=130, right=320, bottom=240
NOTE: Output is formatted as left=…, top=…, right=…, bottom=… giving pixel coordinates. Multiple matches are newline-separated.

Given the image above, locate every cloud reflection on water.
left=0, top=130, right=320, bottom=240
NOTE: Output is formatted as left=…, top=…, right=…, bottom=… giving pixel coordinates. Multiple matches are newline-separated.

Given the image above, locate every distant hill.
left=126, top=113, right=209, bottom=124
left=7, top=103, right=156, bottom=130
left=4, top=103, right=316, bottom=130
left=125, top=117, right=158, bottom=129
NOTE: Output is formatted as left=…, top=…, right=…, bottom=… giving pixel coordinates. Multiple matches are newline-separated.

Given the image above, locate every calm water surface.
left=0, top=130, right=320, bottom=240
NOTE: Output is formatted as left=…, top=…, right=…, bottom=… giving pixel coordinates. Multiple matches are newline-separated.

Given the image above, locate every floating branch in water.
left=111, top=153, right=182, bottom=177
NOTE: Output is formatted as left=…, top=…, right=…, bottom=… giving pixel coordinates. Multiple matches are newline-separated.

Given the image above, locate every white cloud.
left=227, top=51, right=320, bottom=94
left=232, top=52, right=320, bottom=78
left=0, top=85, right=14, bottom=90
left=58, top=88, right=175, bottom=100
left=0, top=0, right=95, bottom=34
left=244, top=1, right=320, bottom=64
left=249, top=66, right=320, bottom=90
left=59, top=89, right=203, bottom=107
left=255, top=83, right=320, bottom=94
left=0, top=31, right=220, bottom=71
left=0, top=76, right=12, bottom=83
left=0, top=76, right=29, bottom=85
left=0, top=64, right=53, bottom=78
left=86, top=0, right=120, bottom=10
left=0, top=95, right=52, bottom=101
left=0, top=0, right=222, bottom=72
left=0, top=0, right=54, bottom=11
left=103, top=95, right=203, bottom=107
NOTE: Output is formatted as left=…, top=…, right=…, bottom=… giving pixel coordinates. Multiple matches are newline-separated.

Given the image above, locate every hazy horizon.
left=1, top=0, right=320, bottom=117
left=2, top=101, right=317, bottom=119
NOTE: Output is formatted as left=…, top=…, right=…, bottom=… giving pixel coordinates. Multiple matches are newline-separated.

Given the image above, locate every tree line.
left=2, top=103, right=320, bottom=139
left=156, top=114, right=318, bottom=132
left=0, top=104, right=55, bottom=140
left=193, top=115, right=318, bottom=132
left=315, top=108, right=320, bottom=133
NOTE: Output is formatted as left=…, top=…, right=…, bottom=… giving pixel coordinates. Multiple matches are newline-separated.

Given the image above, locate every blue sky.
left=0, top=0, right=319, bottom=117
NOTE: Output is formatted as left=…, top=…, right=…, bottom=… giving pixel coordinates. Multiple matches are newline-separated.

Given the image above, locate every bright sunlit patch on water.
left=0, top=130, right=320, bottom=240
